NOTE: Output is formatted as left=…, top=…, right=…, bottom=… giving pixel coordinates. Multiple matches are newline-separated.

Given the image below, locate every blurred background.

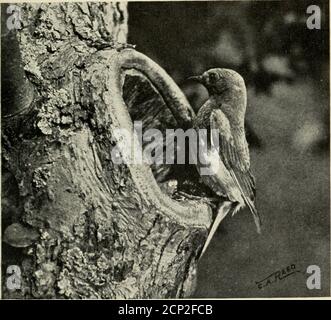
left=128, top=1, right=330, bottom=297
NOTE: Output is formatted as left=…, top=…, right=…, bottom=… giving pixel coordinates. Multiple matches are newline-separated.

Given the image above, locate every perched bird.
left=189, top=68, right=261, bottom=257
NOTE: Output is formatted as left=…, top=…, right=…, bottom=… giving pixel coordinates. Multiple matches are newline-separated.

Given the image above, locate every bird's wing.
left=210, top=109, right=251, bottom=171
left=210, top=109, right=261, bottom=232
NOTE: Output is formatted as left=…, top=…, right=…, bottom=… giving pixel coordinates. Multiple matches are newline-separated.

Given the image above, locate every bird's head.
left=188, top=68, right=245, bottom=96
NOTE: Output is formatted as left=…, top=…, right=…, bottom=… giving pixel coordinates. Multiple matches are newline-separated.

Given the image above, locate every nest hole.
left=121, top=70, right=215, bottom=202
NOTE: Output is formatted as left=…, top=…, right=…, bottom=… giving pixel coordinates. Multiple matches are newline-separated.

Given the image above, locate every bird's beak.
left=187, top=75, right=204, bottom=84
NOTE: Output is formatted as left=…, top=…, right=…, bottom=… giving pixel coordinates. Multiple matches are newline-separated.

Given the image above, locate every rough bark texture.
left=2, top=2, right=212, bottom=299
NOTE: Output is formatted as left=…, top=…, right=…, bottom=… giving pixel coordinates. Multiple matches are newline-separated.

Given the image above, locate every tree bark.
left=1, top=2, right=212, bottom=299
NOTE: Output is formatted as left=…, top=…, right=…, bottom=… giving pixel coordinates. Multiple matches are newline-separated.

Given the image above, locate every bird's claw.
left=174, top=191, right=201, bottom=201
left=174, top=191, right=218, bottom=209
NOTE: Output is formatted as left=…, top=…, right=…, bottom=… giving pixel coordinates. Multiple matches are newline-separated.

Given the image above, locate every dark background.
left=128, top=1, right=330, bottom=297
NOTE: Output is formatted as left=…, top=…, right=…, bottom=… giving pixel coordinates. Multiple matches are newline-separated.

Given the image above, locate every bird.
left=188, top=68, right=261, bottom=258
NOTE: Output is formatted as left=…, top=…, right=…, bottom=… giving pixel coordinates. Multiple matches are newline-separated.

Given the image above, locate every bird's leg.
left=174, top=191, right=202, bottom=201
left=174, top=191, right=218, bottom=208
left=199, top=200, right=234, bottom=259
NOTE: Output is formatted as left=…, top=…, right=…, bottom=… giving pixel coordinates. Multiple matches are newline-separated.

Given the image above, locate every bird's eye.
left=209, top=73, right=218, bottom=82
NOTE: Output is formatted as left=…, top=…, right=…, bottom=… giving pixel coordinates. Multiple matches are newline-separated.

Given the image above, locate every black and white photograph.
left=1, top=0, right=330, bottom=301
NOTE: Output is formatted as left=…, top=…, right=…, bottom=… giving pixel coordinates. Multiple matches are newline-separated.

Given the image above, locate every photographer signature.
left=256, top=264, right=301, bottom=289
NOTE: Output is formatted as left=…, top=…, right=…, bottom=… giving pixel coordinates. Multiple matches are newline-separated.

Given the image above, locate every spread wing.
left=210, top=108, right=261, bottom=232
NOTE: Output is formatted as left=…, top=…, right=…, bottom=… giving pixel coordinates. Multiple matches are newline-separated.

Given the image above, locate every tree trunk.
left=2, top=2, right=212, bottom=299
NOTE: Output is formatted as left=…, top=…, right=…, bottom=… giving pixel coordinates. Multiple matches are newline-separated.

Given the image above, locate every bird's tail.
left=243, top=196, right=261, bottom=234
left=199, top=201, right=233, bottom=259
